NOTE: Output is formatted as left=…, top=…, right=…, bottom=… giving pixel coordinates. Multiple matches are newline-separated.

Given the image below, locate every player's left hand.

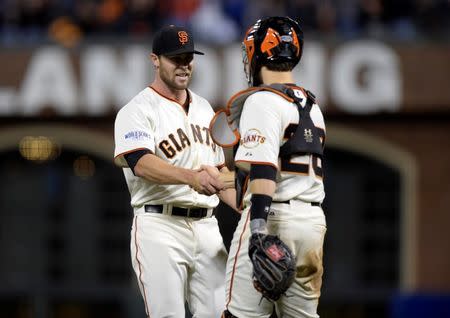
left=248, top=233, right=296, bottom=301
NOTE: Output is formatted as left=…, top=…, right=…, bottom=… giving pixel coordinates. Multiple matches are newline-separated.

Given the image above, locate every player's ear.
left=150, top=53, right=159, bottom=68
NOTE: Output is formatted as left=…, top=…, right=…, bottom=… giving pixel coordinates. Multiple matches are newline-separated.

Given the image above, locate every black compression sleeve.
left=124, top=149, right=151, bottom=175
left=250, top=164, right=277, bottom=181
left=249, top=194, right=273, bottom=221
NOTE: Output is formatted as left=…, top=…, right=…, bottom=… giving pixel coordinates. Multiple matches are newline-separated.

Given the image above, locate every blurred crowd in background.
left=0, top=0, right=449, bottom=47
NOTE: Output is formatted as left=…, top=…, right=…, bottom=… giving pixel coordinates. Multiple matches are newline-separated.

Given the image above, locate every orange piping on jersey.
left=226, top=207, right=251, bottom=308
left=149, top=86, right=192, bottom=114
left=239, top=174, right=250, bottom=211
left=133, top=216, right=151, bottom=317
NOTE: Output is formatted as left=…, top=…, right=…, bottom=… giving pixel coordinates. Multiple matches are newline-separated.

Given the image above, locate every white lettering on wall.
left=329, top=40, right=401, bottom=114
left=0, top=42, right=402, bottom=116
left=81, top=46, right=150, bottom=115
left=19, top=47, right=78, bottom=115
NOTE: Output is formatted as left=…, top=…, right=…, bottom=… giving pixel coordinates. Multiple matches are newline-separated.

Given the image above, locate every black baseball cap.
left=152, top=25, right=204, bottom=56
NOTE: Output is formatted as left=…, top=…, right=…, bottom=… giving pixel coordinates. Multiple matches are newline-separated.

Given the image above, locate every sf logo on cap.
left=178, top=31, right=189, bottom=45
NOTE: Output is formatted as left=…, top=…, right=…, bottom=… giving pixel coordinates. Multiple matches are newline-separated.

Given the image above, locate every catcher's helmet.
left=242, top=16, right=303, bottom=86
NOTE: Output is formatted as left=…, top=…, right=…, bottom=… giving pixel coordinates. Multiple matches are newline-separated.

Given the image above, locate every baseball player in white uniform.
left=114, top=25, right=235, bottom=318
left=210, top=17, right=327, bottom=318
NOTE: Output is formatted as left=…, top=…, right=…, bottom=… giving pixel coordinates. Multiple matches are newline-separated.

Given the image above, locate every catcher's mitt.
left=248, top=233, right=296, bottom=301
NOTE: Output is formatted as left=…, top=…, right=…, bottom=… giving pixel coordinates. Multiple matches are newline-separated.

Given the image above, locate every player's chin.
left=173, top=75, right=191, bottom=88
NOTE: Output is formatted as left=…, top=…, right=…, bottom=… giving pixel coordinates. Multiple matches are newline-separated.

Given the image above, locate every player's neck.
left=260, top=68, right=294, bottom=86
left=150, top=79, right=187, bottom=105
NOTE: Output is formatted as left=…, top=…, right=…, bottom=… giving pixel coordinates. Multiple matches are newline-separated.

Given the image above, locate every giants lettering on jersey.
left=159, top=124, right=217, bottom=158
left=240, top=128, right=266, bottom=149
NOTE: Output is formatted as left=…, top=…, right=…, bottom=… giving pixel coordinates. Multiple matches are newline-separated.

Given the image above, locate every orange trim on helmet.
left=244, top=36, right=255, bottom=67
left=260, top=27, right=281, bottom=57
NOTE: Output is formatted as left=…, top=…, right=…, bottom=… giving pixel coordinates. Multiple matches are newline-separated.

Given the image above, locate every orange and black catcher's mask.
left=242, top=16, right=303, bottom=86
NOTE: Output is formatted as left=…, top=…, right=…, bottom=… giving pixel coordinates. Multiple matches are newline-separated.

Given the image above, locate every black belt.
left=144, top=204, right=210, bottom=218
left=275, top=200, right=322, bottom=207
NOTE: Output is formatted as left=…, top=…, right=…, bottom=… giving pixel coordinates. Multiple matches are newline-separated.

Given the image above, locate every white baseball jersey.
left=235, top=88, right=326, bottom=203
left=114, top=86, right=225, bottom=209
left=114, top=86, right=227, bottom=318
left=225, top=87, right=327, bottom=318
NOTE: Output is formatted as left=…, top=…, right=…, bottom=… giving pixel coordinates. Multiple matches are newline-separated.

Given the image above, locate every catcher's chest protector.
left=272, top=84, right=324, bottom=158
left=228, top=84, right=323, bottom=208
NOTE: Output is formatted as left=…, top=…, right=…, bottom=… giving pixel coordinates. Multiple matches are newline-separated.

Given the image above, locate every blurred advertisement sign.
left=0, top=41, right=448, bottom=116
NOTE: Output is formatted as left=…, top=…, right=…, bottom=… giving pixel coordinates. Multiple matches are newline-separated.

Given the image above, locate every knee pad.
left=222, top=309, right=239, bottom=318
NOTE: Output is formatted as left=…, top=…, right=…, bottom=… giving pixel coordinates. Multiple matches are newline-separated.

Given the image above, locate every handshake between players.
left=191, top=165, right=234, bottom=196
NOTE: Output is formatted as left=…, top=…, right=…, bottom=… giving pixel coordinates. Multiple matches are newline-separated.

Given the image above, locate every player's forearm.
left=249, top=179, right=276, bottom=197
left=214, top=168, right=238, bottom=210
left=134, top=154, right=195, bottom=185
left=218, top=188, right=239, bottom=212
left=218, top=170, right=235, bottom=189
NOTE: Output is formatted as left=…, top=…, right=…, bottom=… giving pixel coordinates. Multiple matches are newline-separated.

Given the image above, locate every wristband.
left=249, top=194, right=272, bottom=221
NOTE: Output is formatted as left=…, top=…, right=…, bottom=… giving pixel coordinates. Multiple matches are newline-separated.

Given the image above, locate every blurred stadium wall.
left=1, top=23, right=449, bottom=318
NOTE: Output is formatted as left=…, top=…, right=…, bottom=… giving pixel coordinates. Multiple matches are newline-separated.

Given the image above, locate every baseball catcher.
left=211, top=16, right=327, bottom=318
